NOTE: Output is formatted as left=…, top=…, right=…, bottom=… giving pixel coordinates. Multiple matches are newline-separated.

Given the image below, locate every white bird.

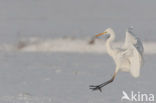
left=90, top=27, right=144, bottom=92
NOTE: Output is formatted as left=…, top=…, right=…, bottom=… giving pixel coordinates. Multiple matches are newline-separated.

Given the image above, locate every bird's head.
left=96, top=28, right=113, bottom=39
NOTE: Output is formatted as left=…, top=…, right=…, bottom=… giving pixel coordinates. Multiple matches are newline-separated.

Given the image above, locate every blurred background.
left=0, top=0, right=155, bottom=103
left=0, top=0, right=156, bottom=43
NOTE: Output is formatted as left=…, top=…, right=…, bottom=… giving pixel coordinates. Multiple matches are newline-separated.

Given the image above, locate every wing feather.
left=129, top=45, right=142, bottom=78
left=124, top=28, right=144, bottom=78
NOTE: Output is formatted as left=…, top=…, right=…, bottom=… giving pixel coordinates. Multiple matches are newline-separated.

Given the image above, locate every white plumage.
left=90, top=27, right=144, bottom=92
left=123, top=27, right=144, bottom=77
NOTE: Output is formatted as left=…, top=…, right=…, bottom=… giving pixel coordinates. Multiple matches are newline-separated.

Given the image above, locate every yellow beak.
left=96, top=31, right=107, bottom=37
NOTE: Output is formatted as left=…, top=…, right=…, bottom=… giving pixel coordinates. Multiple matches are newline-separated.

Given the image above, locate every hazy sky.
left=0, top=0, right=155, bottom=41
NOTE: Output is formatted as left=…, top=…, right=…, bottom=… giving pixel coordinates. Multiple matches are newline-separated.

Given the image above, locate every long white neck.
left=106, top=30, right=115, bottom=57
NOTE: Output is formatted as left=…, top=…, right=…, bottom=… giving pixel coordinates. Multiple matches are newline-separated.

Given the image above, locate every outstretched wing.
left=123, top=29, right=144, bottom=78
left=124, top=30, right=144, bottom=55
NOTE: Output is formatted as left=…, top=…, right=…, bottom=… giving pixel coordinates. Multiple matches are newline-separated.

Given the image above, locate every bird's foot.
left=89, top=85, right=102, bottom=92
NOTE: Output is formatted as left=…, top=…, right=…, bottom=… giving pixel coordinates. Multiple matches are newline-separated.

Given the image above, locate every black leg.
left=89, top=74, right=116, bottom=92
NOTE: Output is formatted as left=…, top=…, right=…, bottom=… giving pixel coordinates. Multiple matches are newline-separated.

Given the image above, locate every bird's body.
left=90, top=27, right=144, bottom=92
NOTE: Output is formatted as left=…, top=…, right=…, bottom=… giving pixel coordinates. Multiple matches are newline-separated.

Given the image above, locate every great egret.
left=89, top=27, right=144, bottom=92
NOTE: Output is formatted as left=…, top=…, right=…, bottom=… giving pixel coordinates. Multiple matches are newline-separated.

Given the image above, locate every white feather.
left=102, top=28, right=144, bottom=78
left=123, top=28, right=144, bottom=77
